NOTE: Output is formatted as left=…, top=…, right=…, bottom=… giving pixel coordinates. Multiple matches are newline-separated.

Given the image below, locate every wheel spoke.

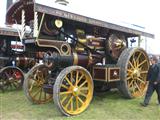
left=79, top=91, right=87, bottom=98
left=128, top=79, right=134, bottom=88
left=39, top=88, right=43, bottom=101
left=76, top=96, right=79, bottom=109
left=13, top=79, right=20, bottom=84
left=140, top=71, right=148, bottom=74
left=29, top=80, right=36, bottom=91
left=70, top=71, right=73, bottom=82
left=79, top=80, right=87, bottom=88
left=4, top=71, right=10, bottom=78
left=132, top=82, right=137, bottom=93
left=61, top=95, right=69, bottom=104
left=75, top=71, right=79, bottom=86
left=70, top=96, right=73, bottom=111
left=5, top=84, right=10, bottom=90
left=12, top=71, right=17, bottom=77
left=61, top=84, right=69, bottom=89
left=38, top=73, right=45, bottom=83
left=129, top=81, right=134, bottom=93
left=77, top=96, right=84, bottom=104
left=127, top=76, right=132, bottom=80
left=136, top=52, right=142, bottom=63
left=79, top=87, right=89, bottom=91
left=77, top=74, right=85, bottom=86
left=129, top=61, right=135, bottom=69
left=12, top=81, right=19, bottom=88
left=127, top=69, right=133, bottom=73
left=138, top=60, right=147, bottom=67
left=6, top=82, right=10, bottom=89
left=65, top=76, right=74, bottom=87
left=60, top=91, right=72, bottom=95
left=32, top=88, right=41, bottom=98
left=137, top=77, right=145, bottom=84
left=8, top=84, right=12, bottom=90
left=133, top=53, right=137, bottom=68
left=65, top=96, right=73, bottom=110
left=134, top=81, right=142, bottom=94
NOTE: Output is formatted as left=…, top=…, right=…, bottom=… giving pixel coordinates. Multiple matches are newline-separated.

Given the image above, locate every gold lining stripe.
left=79, top=39, right=87, bottom=43
left=92, top=67, right=108, bottom=81
left=60, top=43, right=71, bottom=55
left=36, top=40, right=61, bottom=55
left=44, top=21, right=53, bottom=34
left=76, top=47, right=84, bottom=51
left=36, top=13, right=45, bottom=42
left=108, top=67, right=120, bottom=82
left=73, top=52, right=78, bottom=65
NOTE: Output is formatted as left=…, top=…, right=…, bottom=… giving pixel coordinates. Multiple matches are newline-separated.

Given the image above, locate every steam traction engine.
left=0, top=27, right=25, bottom=91
left=6, top=0, right=154, bottom=116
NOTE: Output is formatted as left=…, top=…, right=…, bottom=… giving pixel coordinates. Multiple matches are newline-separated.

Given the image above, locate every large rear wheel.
left=24, top=64, right=53, bottom=104
left=54, top=66, right=94, bottom=116
left=117, top=48, right=149, bottom=98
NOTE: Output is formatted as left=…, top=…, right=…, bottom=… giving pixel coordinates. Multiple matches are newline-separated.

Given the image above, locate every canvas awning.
left=6, top=0, right=154, bottom=38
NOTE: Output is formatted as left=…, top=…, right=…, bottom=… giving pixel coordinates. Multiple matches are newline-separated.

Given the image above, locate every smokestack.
left=6, top=0, right=13, bottom=11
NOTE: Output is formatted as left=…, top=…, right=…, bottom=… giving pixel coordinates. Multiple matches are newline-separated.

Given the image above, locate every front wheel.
left=23, top=64, right=53, bottom=104
left=54, top=66, right=94, bottom=116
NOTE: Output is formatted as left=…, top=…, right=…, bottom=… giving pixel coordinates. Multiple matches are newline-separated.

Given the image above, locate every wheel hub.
left=132, top=68, right=140, bottom=79
left=37, top=80, right=44, bottom=87
left=72, top=87, right=79, bottom=96
left=9, top=77, right=14, bottom=82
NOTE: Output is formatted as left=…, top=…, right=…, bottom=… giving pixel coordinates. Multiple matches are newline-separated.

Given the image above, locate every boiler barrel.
left=44, top=53, right=90, bottom=67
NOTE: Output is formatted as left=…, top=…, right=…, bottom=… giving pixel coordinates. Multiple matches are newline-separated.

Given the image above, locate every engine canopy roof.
left=6, top=0, right=154, bottom=38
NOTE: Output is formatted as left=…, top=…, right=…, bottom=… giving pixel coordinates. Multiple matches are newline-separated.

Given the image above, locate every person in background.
left=140, top=55, right=160, bottom=107
left=158, top=56, right=160, bottom=63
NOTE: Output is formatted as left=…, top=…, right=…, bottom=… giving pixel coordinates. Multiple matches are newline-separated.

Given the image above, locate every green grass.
left=1, top=90, right=160, bottom=120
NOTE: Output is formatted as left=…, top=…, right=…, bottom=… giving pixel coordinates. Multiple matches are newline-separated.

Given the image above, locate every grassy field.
left=1, top=89, right=160, bottom=120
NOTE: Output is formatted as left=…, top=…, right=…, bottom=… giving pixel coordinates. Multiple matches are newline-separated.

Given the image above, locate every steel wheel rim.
left=0, top=67, right=23, bottom=91
left=126, top=50, right=149, bottom=97
left=58, top=68, right=93, bottom=115
left=26, top=65, right=52, bottom=104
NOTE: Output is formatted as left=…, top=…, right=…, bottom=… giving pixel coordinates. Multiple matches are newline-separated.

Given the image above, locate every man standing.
left=141, top=55, right=160, bottom=107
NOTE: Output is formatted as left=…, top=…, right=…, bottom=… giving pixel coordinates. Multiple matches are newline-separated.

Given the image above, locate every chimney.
left=6, top=0, right=13, bottom=11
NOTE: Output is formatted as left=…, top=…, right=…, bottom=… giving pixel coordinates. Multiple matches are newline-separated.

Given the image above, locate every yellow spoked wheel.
left=54, top=66, right=93, bottom=116
left=117, top=48, right=149, bottom=98
left=24, top=64, right=53, bottom=104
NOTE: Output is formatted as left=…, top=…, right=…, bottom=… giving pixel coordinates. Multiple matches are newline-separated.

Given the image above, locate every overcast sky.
left=0, top=0, right=159, bottom=54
